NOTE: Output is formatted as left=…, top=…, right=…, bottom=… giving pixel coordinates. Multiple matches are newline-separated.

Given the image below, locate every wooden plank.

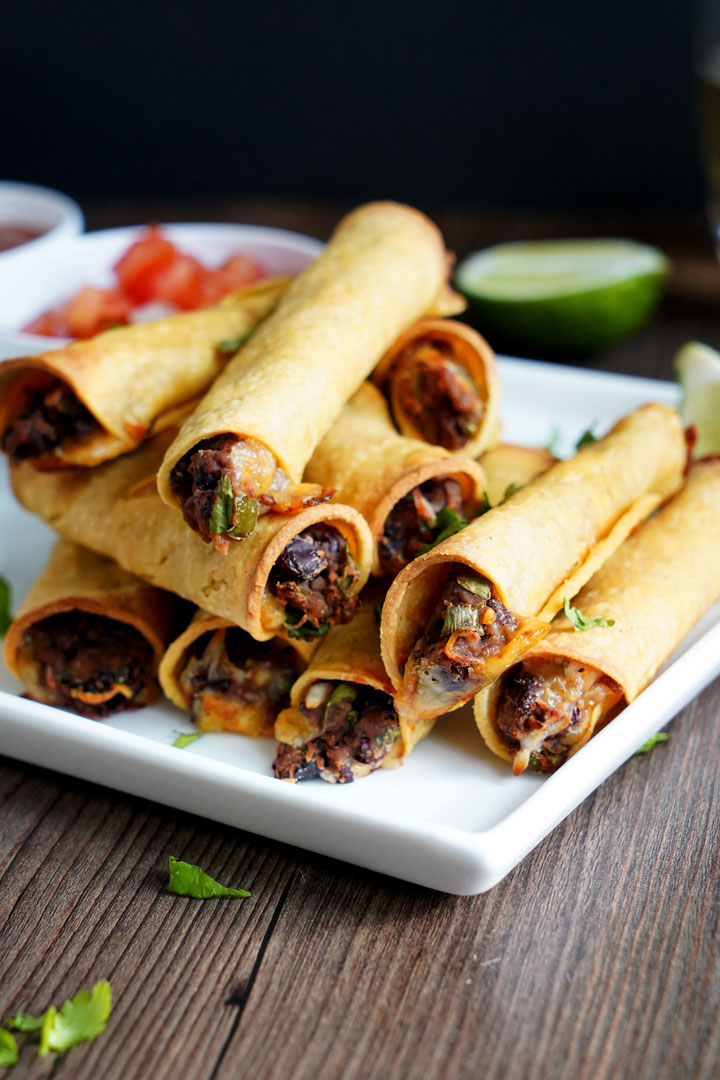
left=0, top=762, right=299, bottom=1078
left=210, top=680, right=720, bottom=1080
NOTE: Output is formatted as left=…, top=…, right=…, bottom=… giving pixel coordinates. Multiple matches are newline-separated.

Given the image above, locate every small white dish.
left=1, top=357, right=715, bottom=895
left=0, top=222, right=323, bottom=360
left=0, top=181, right=84, bottom=266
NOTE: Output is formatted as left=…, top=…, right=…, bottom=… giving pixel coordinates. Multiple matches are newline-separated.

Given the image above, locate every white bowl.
left=0, top=222, right=324, bottom=360
left=0, top=181, right=84, bottom=266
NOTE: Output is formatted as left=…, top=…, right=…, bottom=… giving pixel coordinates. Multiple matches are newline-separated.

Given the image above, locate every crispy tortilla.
left=304, top=382, right=486, bottom=575
left=475, top=459, right=720, bottom=764
left=157, top=203, right=451, bottom=509
left=10, top=431, right=374, bottom=641
left=4, top=540, right=183, bottom=711
left=380, top=404, right=686, bottom=748
left=0, top=278, right=288, bottom=467
left=373, top=318, right=501, bottom=456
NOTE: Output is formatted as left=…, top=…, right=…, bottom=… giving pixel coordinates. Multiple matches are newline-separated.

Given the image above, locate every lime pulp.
left=455, top=239, right=670, bottom=353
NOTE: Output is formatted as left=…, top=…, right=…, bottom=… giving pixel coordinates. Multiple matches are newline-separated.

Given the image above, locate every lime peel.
left=675, top=341, right=720, bottom=458
left=456, top=239, right=669, bottom=353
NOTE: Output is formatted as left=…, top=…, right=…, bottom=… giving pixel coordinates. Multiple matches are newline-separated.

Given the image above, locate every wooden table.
left=2, top=203, right=719, bottom=1080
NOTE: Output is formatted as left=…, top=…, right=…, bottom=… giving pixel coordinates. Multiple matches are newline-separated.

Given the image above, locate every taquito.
left=4, top=540, right=184, bottom=717
left=373, top=319, right=500, bottom=455
left=10, top=431, right=374, bottom=642
left=160, top=609, right=314, bottom=736
left=475, top=459, right=720, bottom=774
left=381, top=403, right=686, bottom=748
left=157, top=202, right=450, bottom=551
left=304, top=382, right=487, bottom=577
left=274, top=602, right=402, bottom=783
left=479, top=443, right=556, bottom=508
left=0, top=278, right=287, bottom=468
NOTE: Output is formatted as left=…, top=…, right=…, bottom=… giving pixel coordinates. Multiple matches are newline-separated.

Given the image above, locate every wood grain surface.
left=1, top=204, right=719, bottom=1080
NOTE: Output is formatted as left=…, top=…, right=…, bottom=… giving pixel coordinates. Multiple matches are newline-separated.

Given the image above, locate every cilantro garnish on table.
left=563, top=598, right=615, bottom=631
left=167, top=856, right=251, bottom=899
left=0, top=1029, right=18, bottom=1067
left=5, top=981, right=112, bottom=1062
left=0, top=576, right=11, bottom=637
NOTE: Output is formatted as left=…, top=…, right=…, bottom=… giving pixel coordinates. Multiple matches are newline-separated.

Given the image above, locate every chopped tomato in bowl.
left=23, top=226, right=268, bottom=339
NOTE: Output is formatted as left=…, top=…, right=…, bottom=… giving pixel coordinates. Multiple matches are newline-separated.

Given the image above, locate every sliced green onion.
left=228, top=495, right=259, bottom=538
left=442, top=603, right=479, bottom=636
left=326, top=683, right=358, bottom=711
left=456, top=573, right=492, bottom=599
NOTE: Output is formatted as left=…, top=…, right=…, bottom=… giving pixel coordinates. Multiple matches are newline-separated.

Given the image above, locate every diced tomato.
left=64, top=287, right=132, bottom=339
left=150, top=253, right=212, bottom=311
left=114, top=226, right=177, bottom=304
left=23, top=307, right=71, bottom=337
left=22, top=226, right=269, bottom=340
left=214, top=254, right=265, bottom=296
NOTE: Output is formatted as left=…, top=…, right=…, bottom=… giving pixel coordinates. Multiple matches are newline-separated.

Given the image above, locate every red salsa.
left=0, top=224, right=44, bottom=253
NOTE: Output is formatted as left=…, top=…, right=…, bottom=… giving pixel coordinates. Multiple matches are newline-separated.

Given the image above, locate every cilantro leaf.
left=502, top=482, right=523, bottom=501
left=477, top=490, right=492, bottom=516
left=0, top=576, right=11, bottom=637
left=0, top=1028, right=18, bottom=1067
left=172, top=731, right=205, bottom=749
left=167, top=856, right=251, bottom=899
left=563, top=598, right=615, bottom=632
left=635, top=732, right=671, bottom=755
left=38, top=982, right=112, bottom=1057
left=208, top=475, right=236, bottom=535
left=284, top=610, right=330, bottom=640
left=6, top=1013, right=45, bottom=1032
left=216, top=328, right=255, bottom=354
left=576, top=427, right=597, bottom=450
left=373, top=600, right=384, bottom=627
left=419, top=506, right=469, bottom=555
left=544, top=427, right=561, bottom=455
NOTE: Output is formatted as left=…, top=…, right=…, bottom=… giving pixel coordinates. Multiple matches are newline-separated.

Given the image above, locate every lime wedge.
left=455, top=240, right=669, bottom=352
left=675, top=341, right=720, bottom=457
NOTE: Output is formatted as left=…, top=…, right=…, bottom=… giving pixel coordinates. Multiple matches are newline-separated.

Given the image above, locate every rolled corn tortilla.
left=10, top=431, right=374, bottom=642
left=303, top=382, right=487, bottom=576
left=3, top=539, right=184, bottom=717
left=475, top=459, right=720, bottom=774
left=479, top=443, right=556, bottom=508
left=157, top=202, right=451, bottom=551
left=0, top=278, right=288, bottom=469
left=373, top=318, right=501, bottom=456
left=273, top=602, right=402, bottom=783
left=159, top=608, right=314, bottom=736
left=380, top=403, right=686, bottom=749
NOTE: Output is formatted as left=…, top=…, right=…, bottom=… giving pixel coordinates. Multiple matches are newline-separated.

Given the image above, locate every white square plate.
left=1, top=356, right=718, bottom=895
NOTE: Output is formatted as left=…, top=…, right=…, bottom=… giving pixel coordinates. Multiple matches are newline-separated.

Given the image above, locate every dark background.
left=2, top=0, right=704, bottom=211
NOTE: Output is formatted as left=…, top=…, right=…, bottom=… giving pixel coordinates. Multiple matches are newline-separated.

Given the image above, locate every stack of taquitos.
left=157, top=202, right=452, bottom=551
left=10, top=429, right=374, bottom=643
left=380, top=403, right=686, bottom=754
left=474, top=459, right=720, bottom=773
left=303, top=382, right=487, bottom=577
left=4, top=540, right=185, bottom=716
